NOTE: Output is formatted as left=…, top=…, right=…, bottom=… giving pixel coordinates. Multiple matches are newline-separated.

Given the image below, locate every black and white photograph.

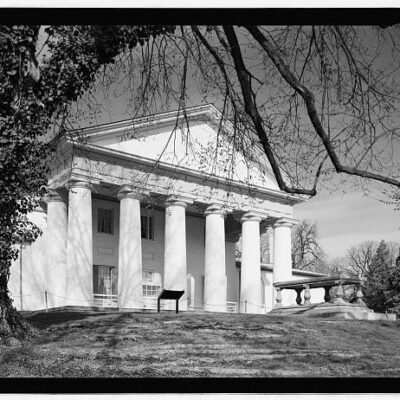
left=1, top=8, right=400, bottom=391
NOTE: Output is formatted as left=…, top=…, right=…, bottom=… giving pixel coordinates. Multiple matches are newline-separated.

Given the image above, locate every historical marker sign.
left=157, top=289, right=185, bottom=313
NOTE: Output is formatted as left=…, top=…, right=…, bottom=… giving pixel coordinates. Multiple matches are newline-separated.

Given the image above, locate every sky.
left=294, top=189, right=400, bottom=259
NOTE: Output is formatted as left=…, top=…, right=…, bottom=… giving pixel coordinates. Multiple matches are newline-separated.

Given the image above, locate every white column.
left=45, top=189, right=68, bottom=308
left=268, top=227, right=274, bottom=264
left=117, top=186, right=147, bottom=309
left=268, top=227, right=275, bottom=308
left=204, top=204, right=227, bottom=313
left=187, top=274, right=195, bottom=311
left=273, top=218, right=295, bottom=283
left=65, top=180, right=93, bottom=307
left=273, top=218, right=296, bottom=306
left=163, top=195, right=192, bottom=310
left=240, top=211, right=263, bottom=314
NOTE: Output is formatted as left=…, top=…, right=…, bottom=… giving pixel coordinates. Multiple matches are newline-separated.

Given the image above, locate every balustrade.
left=273, top=275, right=366, bottom=308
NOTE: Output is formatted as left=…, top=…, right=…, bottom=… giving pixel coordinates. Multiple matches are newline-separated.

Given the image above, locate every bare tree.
left=291, top=219, right=327, bottom=272
left=346, top=240, right=379, bottom=277
left=346, top=240, right=399, bottom=278
left=327, top=256, right=349, bottom=275
left=260, top=231, right=271, bottom=264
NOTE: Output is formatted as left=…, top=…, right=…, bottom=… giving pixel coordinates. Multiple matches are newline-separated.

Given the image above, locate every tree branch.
left=245, top=25, right=400, bottom=189
left=223, top=25, right=318, bottom=196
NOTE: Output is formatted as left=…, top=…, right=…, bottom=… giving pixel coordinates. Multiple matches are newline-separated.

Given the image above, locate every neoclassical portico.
left=14, top=105, right=305, bottom=314
left=44, top=173, right=297, bottom=314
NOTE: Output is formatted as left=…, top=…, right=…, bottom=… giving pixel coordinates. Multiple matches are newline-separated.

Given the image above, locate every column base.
left=65, top=299, right=95, bottom=308
left=240, top=302, right=265, bottom=314
left=118, top=300, right=144, bottom=309
left=46, top=295, right=66, bottom=309
left=204, top=304, right=227, bottom=313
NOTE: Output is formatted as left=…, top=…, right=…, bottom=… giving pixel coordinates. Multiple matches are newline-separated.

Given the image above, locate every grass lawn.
left=1, top=311, right=400, bottom=377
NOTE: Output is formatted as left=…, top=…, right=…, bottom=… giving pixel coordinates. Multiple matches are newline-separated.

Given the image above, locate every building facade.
left=9, top=105, right=325, bottom=313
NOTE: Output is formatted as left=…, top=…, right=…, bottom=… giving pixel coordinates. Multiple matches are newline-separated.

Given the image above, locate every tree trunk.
left=0, top=271, right=31, bottom=343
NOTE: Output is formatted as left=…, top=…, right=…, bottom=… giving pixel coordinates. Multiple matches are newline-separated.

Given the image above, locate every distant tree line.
left=291, top=220, right=400, bottom=314
left=342, top=239, right=400, bottom=314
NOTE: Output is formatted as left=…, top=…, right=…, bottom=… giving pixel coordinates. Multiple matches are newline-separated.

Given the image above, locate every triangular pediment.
left=80, top=105, right=280, bottom=190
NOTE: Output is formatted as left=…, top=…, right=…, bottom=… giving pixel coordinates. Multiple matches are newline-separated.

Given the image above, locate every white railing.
left=142, top=296, right=158, bottom=309
left=226, top=301, right=238, bottom=313
left=93, top=294, right=118, bottom=308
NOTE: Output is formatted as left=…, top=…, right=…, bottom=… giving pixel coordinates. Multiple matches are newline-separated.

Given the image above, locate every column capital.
left=204, top=203, right=230, bottom=216
left=273, top=217, right=297, bottom=229
left=240, top=210, right=267, bottom=223
left=65, top=179, right=93, bottom=191
left=117, top=185, right=149, bottom=201
left=44, top=188, right=65, bottom=204
left=165, top=194, right=194, bottom=208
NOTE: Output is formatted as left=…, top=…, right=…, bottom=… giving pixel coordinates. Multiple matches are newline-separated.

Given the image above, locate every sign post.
left=157, top=289, right=185, bottom=313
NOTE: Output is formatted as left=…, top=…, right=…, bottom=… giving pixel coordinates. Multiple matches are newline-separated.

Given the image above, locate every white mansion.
left=9, top=104, right=324, bottom=314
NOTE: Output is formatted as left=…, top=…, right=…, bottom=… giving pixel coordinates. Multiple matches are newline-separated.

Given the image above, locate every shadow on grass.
left=24, top=312, right=100, bottom=329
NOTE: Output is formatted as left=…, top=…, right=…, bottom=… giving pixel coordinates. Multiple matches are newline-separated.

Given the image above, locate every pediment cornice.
left=66, top=104, right=226, bottom=144
left=70, top=141, right=306, bottom=206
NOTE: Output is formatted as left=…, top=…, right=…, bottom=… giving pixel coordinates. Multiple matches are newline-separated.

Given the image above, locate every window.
left=141, top=215, right=154, bottom=240
left=143, top=284, right=161, bottom=297
left=142, top=269, right=161, bottom=297
left=142, top=270, right=154, bottom=282
left=98, top=208, right=113, bottom=234
left=93, top=265, right=118, bottom=295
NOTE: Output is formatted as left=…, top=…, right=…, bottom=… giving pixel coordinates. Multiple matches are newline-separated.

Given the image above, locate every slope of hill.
left=1, top=311, right=400, bottom=378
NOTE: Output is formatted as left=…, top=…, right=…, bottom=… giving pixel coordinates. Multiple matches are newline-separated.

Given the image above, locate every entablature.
left=48, top=138, right=302, bottom=222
